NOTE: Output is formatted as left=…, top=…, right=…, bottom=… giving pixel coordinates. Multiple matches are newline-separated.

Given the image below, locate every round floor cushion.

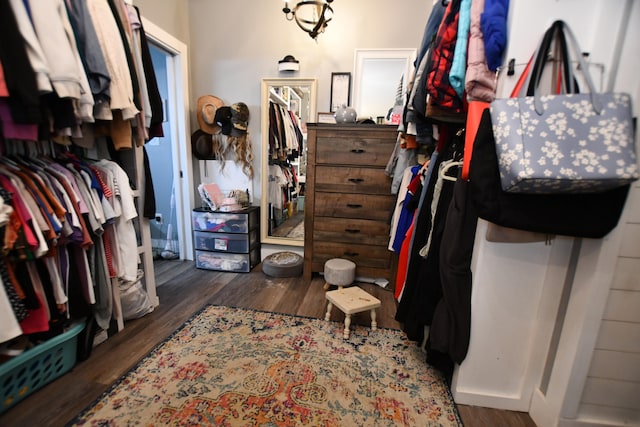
left=262, top=251, right=304, bottom=278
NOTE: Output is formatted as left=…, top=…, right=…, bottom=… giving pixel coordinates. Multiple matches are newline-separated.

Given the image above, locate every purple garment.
left=0, top=98, right=38, bottom=140
left=57, top=245, right=70, bottom=298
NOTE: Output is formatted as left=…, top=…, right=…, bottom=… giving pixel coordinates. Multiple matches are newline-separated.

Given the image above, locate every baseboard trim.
left=452, top=389, right=529, bottom=412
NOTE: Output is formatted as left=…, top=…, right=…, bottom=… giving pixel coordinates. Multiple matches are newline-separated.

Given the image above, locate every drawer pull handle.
left=344, top=251, right=359, bottom=257
left=346, top=203, right=362, bottom=209
left=350, top=149, right=365, bottom=154
left=348, top=178, right=364, bottom=183
left=345, top=228, right=361, bottom=234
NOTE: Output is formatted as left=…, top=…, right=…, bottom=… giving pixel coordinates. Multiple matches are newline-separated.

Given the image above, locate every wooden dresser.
left=304, top=123, right=398, bottom=287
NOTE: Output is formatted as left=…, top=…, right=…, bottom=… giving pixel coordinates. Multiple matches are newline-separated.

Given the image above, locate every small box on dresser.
left=192, top=206, right=260, bottom=273
left=304, top=123, right=398, bottom=288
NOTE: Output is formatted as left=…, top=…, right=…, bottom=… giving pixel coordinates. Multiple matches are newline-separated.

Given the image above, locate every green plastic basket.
left=0, top=321, right=86, bottom=414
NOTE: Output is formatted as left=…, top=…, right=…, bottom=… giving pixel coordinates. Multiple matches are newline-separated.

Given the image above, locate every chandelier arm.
left=287, top=1, right=334, bottom=39
left=282, top=5, right=294, bottom=20
left=310, top=3, right=330, bottom=38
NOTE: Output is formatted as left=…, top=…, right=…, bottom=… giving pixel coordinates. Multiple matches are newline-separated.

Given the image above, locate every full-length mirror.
left=260, top=78, right=317, bottom=247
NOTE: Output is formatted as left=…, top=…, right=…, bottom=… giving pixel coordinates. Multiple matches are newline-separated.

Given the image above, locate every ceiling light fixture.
left=282, top=0, right=334, bottom=40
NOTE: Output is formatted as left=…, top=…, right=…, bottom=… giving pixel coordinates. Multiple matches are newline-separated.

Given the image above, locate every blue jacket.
left=481, top=0, right=509, bottom=71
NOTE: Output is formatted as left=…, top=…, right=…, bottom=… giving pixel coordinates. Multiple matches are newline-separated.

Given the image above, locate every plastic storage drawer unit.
left=192, top=208, right=259, bottom=233
left=193, top=229, right=258, bottom=253
left=195, top=248, right=260, bottom=273
left=192, top=206, right=260, bottom=273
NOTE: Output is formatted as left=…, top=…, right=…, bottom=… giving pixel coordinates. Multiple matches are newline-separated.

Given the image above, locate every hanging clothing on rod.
left=0, top=148, right=142, bottom=342
left=268, top=100, right=303, bottom=162
left=0, top=0, right=164, bottom=150
left=393, top=0, right=511, bottom=384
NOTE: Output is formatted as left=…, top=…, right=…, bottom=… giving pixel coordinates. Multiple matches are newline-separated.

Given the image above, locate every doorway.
left=142, top=19, right=195, bottom=264
left=147, top=44, right=178, bottom=260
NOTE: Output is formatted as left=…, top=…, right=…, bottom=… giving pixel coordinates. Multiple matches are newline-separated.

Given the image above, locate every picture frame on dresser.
left=317, top=112, right=336, bottom=124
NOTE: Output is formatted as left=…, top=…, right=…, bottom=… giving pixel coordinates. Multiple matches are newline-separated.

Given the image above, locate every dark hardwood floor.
left=0, top=259, right=536, bottom=427
left=270, top=211, right=305, bottom=238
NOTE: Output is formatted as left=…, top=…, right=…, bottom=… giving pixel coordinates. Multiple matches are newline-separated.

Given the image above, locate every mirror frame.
left=260, top=77, right=317, bottom=247
left=352, top=48, right=417, bottom=119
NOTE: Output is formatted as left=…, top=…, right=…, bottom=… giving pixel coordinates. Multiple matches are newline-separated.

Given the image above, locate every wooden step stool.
left=325, top=286, right=381, bottom=339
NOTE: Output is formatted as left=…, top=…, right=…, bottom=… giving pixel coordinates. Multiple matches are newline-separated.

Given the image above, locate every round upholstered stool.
left=323, top=258, right=356, bottom=290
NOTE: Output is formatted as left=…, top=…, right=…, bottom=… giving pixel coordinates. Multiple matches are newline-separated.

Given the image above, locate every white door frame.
left=142, top=18, right=194, bottom=261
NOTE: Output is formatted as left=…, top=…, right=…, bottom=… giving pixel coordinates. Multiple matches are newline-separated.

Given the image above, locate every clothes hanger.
left=0, top=144, right=21, bottom=169
left=439, top=160, right=462, bottom=182
left=418, top=159, right=430, bottom=176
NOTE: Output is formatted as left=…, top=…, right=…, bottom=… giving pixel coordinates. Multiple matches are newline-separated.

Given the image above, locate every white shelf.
left=269, top=86, right=302, bottom=117
left=269, top=88, right=288, bottom=108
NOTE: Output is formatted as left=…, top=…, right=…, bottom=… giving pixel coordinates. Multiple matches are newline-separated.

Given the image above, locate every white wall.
left=133, top=0, right=191, bottom=47
left=571, top=4, right=640, bottom=424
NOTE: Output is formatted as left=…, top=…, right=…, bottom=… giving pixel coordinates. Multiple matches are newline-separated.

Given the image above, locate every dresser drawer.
left=316, top=135, right=395, bottom=167
left=313, top=192, right=395, bottom=221
left=194, top=230, right=258, bottom=253
left=313, top=217, right=390, bottom=246
left=315, top=166, right=392, bottom=194
left=311, top=241, right=392, bottom=270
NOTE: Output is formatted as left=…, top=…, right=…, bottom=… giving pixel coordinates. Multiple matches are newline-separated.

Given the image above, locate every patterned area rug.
left=68, top=305, right=462, bottom=426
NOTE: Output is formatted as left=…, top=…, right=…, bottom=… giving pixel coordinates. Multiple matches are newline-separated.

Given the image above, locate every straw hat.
left=196, top=95, right=224, bottom=134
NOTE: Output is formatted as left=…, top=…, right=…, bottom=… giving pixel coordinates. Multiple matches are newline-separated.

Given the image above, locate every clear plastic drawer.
left=195, top=248, right=260, bottom=273
left=192, top=207, right=259, bottom=233
left=193, top=230, right=258, bottom=253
